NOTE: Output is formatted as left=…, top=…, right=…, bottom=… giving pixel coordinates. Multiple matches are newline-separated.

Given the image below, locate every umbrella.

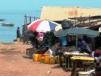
left=54, top=27, right=99, bottom=49
left=55, top=24, right=62, bottom=31
left=27, top=19, right=62, bottom=32
left=54, top=27, right=99, bottom=37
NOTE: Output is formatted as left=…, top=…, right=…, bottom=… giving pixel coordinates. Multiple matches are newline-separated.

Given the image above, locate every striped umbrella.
left=27, top=19, right=61, bottom=32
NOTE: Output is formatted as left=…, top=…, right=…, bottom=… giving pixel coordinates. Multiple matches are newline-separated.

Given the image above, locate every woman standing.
left=16, top=27, right=21, bottom=41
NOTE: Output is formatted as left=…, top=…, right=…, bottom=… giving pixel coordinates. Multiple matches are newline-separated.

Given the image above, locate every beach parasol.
left=54, top=27, right=99, bottom=48
left=54, top=27, right=99, bottom=37
left=27, top=19, right=62, bottom=32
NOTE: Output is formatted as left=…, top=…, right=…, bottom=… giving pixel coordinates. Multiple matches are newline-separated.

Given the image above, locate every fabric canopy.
left=27, top=19, right=62, bottom=32
left=54, top=27, right=99, bottom=37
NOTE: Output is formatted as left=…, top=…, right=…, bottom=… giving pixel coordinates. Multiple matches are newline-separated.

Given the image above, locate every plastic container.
left=40, top=54, right=50, bottom=64
left=40, top=54, right=45, bottom=63
left=33, top=54, right=57, bottom=64
left=33, top=54, right=41, bottom=62
left=44, top=54, right=50, bottom=64
left=49, top=56, right=56, bottom=64
left=55, top=56, right=59, bottom=64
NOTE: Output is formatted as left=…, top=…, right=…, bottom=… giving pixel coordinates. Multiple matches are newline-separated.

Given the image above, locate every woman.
left=16, top=27, right=21, bottom=41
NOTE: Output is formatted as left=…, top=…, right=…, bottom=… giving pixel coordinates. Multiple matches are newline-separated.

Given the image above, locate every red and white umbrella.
left=27, top=19, right=62, bottom=32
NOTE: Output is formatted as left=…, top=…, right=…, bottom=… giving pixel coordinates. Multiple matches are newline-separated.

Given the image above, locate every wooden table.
left=70, top=56, right=95, bottom=76
left=64, top=52, right=89, bottom=56
left=63, top=52, right=89, bottom=70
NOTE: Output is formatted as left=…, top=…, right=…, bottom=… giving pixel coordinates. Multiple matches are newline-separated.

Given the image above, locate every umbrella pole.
left=76, top=35, right=78, bottom=50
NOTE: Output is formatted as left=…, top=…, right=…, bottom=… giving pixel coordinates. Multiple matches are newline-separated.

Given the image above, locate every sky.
left=0, top=0, right=101, bottom=12
left=0, top=0, right=101, bottom=42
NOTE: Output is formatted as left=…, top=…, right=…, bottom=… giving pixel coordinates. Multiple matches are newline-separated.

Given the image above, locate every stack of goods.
left=32, top=54, right=41, bottom=62
left=32, top=54, right=59, bottom=64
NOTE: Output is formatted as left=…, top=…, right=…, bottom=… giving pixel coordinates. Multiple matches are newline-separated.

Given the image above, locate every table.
left=64, top=52, right=89, bottom=56
left=70, top=56, right=95, bottom=76
left=71, top=56, right=95, bottom=61
left=63, top=52, right=89, bottom=70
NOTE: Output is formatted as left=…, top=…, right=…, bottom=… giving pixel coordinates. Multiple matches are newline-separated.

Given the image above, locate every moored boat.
left=1, top=22, right=14, bottom=27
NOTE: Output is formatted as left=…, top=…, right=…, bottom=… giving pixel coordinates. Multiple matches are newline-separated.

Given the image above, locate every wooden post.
left=24, top=14, right=27, bottom=25
left=91, top=38, right=95, bottom=51
left=29, top=16, right=32, bottom=23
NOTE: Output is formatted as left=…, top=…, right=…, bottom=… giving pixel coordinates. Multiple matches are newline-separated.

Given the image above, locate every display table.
left=64, top=52, right=89, bottom=56
left=63, top=52, right=89, bottom=70
left=71, top=56, right=95, bottom=61
left=70, top=56, right=95, bottom=76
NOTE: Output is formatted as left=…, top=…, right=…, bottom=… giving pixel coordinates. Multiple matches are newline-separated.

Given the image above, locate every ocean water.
left=0, top=10, right=40, bottom=43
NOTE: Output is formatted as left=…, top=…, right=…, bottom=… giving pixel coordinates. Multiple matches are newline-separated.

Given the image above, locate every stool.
left=78, top=69, right=95, bottom=76
left=82, top=61, right=95, bottom=71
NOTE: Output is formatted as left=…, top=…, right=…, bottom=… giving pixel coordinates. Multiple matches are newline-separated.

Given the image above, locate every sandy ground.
left=0, top=42, right=71, bottom=76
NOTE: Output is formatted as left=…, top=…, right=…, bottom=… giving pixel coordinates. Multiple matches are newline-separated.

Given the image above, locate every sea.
left=0, top=10, right=40, bottom=43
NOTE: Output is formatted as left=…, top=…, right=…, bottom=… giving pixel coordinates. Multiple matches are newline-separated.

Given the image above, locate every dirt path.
left=0, top=42, right=70, bottom=76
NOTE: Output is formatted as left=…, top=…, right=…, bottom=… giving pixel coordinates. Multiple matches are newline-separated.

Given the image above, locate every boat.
left=0, top=19, right=5, bottom=21
left=1, top=22, right=14, bottom=27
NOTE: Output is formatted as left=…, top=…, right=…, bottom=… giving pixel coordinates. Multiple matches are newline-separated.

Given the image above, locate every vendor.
left=78, top=38, right=92, bottom=54
left=59, top=36, right=68, bottom=47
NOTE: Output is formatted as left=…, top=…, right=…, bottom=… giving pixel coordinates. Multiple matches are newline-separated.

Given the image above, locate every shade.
left=54, top=27, right=99, bottom=37
left=54, top=27, right=99, bottom=49
left=27, top=19, right=62, bottom=32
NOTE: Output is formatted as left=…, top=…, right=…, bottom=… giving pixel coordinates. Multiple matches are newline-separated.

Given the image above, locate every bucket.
left=33, top=54, right=41, bottom=62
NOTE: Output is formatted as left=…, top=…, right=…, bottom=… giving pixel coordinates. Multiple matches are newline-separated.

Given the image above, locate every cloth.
left=47, top=48, right=53, bottom=56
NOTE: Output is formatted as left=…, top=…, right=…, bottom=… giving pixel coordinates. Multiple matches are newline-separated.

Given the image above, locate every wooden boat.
left=1, top=22, right=14, bottom=27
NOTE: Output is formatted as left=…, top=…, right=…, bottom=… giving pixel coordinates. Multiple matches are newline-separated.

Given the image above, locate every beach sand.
left=0, top=42, right=71, bottom=76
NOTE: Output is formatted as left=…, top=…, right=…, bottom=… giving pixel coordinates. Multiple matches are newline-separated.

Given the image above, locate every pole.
left=24, top=14, right=27, bottom=25
left=76, top=35, right=78, bottom=50
left=29, top=16, right=31, bottom=23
